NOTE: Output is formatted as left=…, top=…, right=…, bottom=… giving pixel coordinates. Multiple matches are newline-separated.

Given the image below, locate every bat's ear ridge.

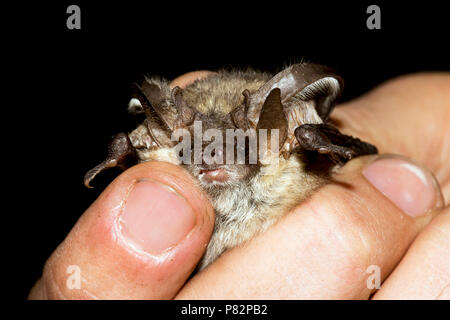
left=287, top=63, right=344, bottom=120
left=297, top=76, right=341, bottom=101
left=296, top=74, right=343, bottom=121
left=230, top=89, right=251, bottom=130
left=171, top=86, right=199, bottom=128
left=246, top=63, right=344, bottom=124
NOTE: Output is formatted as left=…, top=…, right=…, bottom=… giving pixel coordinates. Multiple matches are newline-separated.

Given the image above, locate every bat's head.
left=128, top=64, right=344, bottom=191
left=85, top=63, right=377, bottom=192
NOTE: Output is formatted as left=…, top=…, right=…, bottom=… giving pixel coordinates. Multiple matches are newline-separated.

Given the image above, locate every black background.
left=13, top=1, right=449, bottom=299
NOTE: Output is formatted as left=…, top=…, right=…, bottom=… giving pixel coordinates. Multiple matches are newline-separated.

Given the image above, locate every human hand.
left=29, top=71, right=449, bottom=299
left=175, top=71, right=450, bottom=299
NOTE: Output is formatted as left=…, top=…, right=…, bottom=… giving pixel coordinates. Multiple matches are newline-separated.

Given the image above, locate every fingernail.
left=118, top=179, right=197, bottom=254
left=363, top=155, right=443, bottom=217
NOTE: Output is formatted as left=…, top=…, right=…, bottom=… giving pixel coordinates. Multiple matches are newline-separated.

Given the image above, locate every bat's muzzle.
left=198, top=167, right=229, bottom=183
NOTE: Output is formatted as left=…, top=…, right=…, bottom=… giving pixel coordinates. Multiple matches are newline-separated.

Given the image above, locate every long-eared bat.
left=84, top=63, right=377, bottom=270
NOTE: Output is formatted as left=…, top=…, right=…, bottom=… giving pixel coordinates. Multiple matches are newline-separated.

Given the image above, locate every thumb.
left=29, top=161, right=214, bottom=299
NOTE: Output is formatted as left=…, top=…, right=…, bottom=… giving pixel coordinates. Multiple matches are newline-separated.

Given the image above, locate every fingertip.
left=361, top=154, right=444, bottom=217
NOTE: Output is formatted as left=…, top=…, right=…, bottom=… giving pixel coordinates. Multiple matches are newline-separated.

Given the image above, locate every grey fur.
left=127, top=66, right=335, bottom=270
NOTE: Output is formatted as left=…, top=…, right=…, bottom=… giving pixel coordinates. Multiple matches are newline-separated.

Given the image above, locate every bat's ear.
left=246, top=63, right=343, bottom=125
left=171, top=86, right=198, bottom=128
left=131, top=81, right=178, bottom=131
left=256, top=88, right=288, bottom=150
left=132, top=81, right=198, bottom=129
left=131, top=81, right=198, bottom=147
left=291, top=64, right=343, bottom=121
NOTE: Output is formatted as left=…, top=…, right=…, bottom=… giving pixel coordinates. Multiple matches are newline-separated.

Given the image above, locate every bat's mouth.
left=198, top=167, right=229, bottom=183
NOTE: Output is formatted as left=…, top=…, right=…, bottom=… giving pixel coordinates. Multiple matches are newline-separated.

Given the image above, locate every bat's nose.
left=200, top=144, right=226, bottom=166
left=210, top=148, right=223, bottom=159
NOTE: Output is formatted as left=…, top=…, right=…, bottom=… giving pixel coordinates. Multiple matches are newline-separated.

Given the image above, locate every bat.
left=84, top=63, right=378, bottom=270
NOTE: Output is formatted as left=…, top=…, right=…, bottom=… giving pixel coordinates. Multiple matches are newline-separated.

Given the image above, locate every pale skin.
left=29, top=70, right=450, bottom=299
